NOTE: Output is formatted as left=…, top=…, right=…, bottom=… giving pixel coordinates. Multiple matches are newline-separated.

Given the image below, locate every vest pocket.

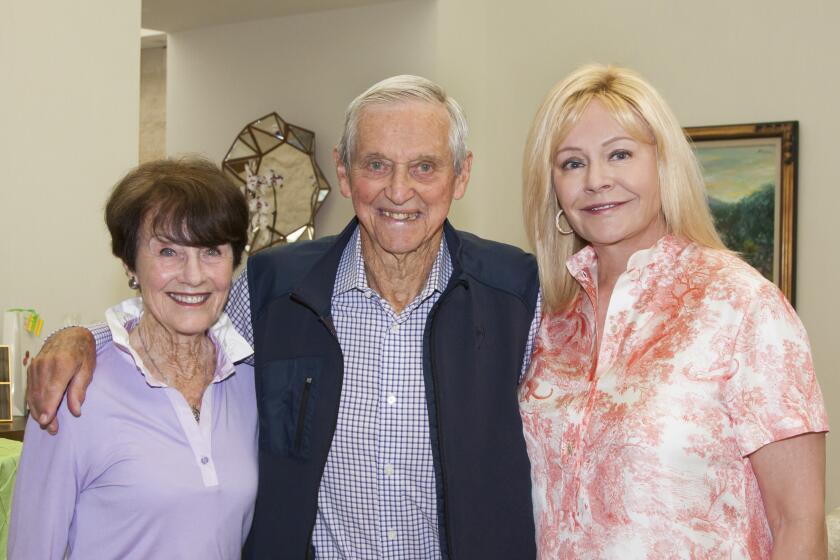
left=258, top=357, right=321, bottom=459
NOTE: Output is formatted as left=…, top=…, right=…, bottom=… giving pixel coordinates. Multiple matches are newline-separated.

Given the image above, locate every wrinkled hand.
left=26, top=327, right=96, bottom=435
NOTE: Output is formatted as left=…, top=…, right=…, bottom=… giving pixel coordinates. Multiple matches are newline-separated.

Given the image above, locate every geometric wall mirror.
left=222, top=112, right=331, bottom=254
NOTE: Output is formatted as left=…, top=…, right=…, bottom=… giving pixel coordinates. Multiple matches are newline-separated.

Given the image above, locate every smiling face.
left=553, top=99, right=666, bottom=255
left=335, top=100, right=471, bottom=261
left=127, top=219, right=234, bottom=342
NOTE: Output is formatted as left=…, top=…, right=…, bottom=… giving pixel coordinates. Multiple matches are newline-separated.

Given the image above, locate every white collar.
left=105, top=297, right=253, bottom=387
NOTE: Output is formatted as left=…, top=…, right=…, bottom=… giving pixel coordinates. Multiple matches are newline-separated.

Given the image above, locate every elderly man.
left=29, top=76, right=540, bottom=559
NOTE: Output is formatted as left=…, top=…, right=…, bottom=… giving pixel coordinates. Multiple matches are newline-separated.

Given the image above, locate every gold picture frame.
left=685, top=121, right=798, bottom=305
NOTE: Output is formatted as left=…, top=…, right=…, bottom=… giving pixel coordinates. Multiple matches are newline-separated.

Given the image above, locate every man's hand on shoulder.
left=26, top=326, right=96, bottom=435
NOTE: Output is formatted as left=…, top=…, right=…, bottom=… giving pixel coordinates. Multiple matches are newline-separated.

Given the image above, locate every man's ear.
left=334, top=147, right=352, bottom=199
left=452, top=151, right=473, bottom=201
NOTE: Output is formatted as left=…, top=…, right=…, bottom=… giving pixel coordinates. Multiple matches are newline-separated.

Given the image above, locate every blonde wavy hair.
left=523, top=64, right=726, bottom=313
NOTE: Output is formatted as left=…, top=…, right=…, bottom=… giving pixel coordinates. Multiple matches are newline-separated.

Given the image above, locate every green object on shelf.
left=5, top=309, right=43, bottom=338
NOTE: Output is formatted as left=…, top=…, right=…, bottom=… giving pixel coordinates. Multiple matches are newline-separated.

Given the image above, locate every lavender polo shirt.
left=8, top=298, right=258, bottom=559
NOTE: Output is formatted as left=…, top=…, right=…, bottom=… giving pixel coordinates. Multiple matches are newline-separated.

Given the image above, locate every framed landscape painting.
left=685, top=121, right=798, bottom=305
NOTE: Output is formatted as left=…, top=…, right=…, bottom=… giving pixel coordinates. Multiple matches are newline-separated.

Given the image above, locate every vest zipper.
left=289, top=294, right=344, bottom=559
left=311, top=313, right=344, bottom=558
left=427, top=283, right=463, bottom=560
left=295, top=376, right=313, bottom=451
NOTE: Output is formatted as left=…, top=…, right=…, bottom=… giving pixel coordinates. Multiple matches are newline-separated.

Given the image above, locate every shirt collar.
left=334, top=225, right=452, bottom=297
left=566, top=234, right=689, bottom=290
left=105, top=297, right=253, bottom=387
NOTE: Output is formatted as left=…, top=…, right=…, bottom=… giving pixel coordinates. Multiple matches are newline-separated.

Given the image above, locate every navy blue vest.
left=244, top=219, right=538, bottom=559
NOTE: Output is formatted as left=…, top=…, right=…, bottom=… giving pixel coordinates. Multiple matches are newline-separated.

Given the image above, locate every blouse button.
left=201, top=456, right=209, bottom=465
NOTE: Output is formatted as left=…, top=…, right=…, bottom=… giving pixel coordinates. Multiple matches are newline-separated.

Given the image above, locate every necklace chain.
left=137, top=324, right=205, bottom=423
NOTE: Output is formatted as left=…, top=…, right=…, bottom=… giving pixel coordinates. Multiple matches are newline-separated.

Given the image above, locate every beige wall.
left=140, top=47, right=167, bottom=163
left=166, top=0, right=838, bottom=507
left=0, top=1, right=140, bottom=340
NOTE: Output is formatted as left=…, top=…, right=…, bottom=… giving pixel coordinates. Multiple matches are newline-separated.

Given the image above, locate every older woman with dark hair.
left=519, top=65, right=829, bottom=558
left=9, top=159, right=257, bottom=559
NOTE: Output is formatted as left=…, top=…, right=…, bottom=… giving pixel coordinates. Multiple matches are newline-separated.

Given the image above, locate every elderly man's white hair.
left=337, top=75, right=469, bottom=175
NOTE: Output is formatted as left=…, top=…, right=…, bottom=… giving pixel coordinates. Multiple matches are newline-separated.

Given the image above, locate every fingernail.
left=39, top=414, right=49, bottom=424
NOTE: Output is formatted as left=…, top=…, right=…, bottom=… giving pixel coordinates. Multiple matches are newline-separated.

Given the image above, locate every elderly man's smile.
left=379, top=209, right=421, bottom=222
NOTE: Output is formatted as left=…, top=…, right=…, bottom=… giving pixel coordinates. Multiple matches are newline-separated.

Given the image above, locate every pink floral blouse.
left=519, top=235, right=828, bottom=559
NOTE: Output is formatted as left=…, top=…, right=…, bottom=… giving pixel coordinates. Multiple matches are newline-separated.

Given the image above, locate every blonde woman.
left=519, top=65, right=828, bottom=558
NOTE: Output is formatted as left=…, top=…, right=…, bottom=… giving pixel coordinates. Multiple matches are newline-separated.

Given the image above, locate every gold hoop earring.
left=555, top=209, right=573, bottom=235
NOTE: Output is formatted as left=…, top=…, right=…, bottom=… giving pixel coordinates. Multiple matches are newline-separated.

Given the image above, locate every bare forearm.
left=769, top=518, right=827, bottom=560
left=750, top=433, right=826, bottom=560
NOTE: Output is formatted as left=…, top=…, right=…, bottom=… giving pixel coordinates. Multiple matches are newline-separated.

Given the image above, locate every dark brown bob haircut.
left=105, top=158, right=249, bottom=269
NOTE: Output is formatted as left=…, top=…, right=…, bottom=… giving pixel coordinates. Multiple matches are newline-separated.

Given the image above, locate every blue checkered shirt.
left=91, top=226, right=540, bottom=559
